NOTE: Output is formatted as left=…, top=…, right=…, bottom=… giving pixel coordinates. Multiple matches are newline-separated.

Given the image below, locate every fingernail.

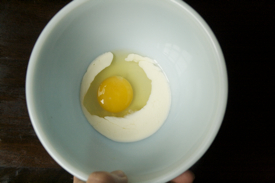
left=111, top=170, right=126, bottom=178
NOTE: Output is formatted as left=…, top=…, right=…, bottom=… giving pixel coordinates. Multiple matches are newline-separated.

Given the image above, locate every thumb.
left=87, top=170, right=128, bottom=183
left=110, top=170, right=128, bottom=183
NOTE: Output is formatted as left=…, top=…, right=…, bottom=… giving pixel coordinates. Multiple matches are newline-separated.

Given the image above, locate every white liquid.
left=80, top=52, right=171, bottom=142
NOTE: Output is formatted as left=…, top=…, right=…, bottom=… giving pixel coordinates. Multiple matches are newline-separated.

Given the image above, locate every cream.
left=80, top=52, right=171, bottom=142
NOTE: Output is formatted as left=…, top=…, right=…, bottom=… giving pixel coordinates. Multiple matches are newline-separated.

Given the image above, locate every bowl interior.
left=26, top=0, right=227, bottom=182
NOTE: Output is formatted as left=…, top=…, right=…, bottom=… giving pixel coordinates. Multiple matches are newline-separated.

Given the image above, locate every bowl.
left=26, top=0, right=228, bottom=182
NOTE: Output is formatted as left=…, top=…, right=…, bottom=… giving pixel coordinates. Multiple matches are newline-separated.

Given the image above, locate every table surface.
left=0, top=0, right=274, bottom=182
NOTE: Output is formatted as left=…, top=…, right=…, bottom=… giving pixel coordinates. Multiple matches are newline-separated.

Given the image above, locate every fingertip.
left=87, top=171, right=128, bottom=183
left=111, top=170, right=128, bottom=183
left=111, top=170, right=127, bottom=178
left=171, top=170, right=195, bottom=183
left=73, top=176, right=85, bottom=183
left=88, top=171, right=112, bottom=182
left=185, top=170, right=195, bottom=180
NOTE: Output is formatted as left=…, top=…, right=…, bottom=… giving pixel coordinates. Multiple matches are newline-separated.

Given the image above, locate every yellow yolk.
left=97, top=76, right=133, bottom=113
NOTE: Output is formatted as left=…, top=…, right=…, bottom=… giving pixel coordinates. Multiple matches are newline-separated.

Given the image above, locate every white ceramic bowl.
left=26, top=0, right=228, bottom=182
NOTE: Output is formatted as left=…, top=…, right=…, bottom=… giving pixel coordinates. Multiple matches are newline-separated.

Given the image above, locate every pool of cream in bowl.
left=26, top=0, right=228, bottom=182
left=80, top=52, right=171, bottom=143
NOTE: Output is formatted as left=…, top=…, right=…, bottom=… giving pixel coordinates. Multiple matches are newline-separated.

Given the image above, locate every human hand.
left=73, top=170, right=127, bottom=183
left=73, top=170, right=194, bottom=183
left=168, top=170, right=194, bottom=183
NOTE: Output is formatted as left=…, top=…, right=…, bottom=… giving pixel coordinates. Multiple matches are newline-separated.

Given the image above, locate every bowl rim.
left=26, top=0, right=228, bottom=182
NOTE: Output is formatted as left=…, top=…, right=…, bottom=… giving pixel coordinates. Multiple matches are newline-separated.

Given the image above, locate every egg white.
left=80, top=52, right=171, bottom=142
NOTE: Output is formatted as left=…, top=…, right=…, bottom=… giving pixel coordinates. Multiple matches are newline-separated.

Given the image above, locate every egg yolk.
left=97, top=76, right=133, bottom=113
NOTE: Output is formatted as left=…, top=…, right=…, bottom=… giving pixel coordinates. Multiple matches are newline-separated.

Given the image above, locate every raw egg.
left=82, top=51, right=151, bottom=118
left=80, top=51, right=171, bottom=142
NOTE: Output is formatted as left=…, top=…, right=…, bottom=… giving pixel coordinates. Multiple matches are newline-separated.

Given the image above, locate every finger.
left=73, top=176, right=86, bottom=183
left=87, top=171, right=128, bottom=183
left=111, top=170, right=128, bottom=183
left=170, top=170, right=195, bottom=183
